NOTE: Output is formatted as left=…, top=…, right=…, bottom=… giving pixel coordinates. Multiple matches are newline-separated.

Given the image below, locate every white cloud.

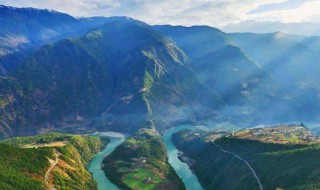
left=0, top=0, right=318, bottom=27
left=248, top=0, right=320, bottom=23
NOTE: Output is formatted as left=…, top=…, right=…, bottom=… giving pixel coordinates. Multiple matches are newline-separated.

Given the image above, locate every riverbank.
left=88, top=127, right=205, bottom=190
left=163, top=125, right=204, bottom=190
left=177, top=151, right=196, bottom=168
left=88, top=132, right=126, bottom=190
left=102, top=128, right=185, bottom=190
left=172, top=127, right=320, bottom=190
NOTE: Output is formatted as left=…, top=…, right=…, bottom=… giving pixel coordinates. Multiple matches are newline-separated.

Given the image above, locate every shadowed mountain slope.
left=0, top=18, right=224, bottom=138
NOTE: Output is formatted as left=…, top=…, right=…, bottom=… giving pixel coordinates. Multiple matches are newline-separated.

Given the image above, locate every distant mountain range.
left=0, top=5, right=115, bottom=74
left=155, top=25, right=320, bottom=123
left=223, top=20, right=320, bottom=36
left=0, top=5, right=110, bottom=55
left=0, top=5, right=320, bottom=139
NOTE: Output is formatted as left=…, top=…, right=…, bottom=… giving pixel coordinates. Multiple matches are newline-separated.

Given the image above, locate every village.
left=231, top=124, right=319, bottom=144
left=129, top=157, right=157, bottom=185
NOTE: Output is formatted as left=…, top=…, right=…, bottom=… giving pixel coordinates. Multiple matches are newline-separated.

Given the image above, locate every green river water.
left=88, top=126, right=204, bottom=190
left=163, top=125, right=205, bottom=190
left=88, top=137, right=124, bottom=190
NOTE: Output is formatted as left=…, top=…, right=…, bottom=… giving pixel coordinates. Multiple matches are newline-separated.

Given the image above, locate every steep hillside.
left=154, top=25, right=230, bottom=59
left=230, top=32, right=320, bottom=84
left=0, top=4, right=109, bottom=51
left=0, top=133, right=107, bottom=190
left=157, top=25, right=320, bottom=123
left=0, top=18, right=224, bottom=138
left=301, top=36, right=320, bottom=55
left=103, top=128, right=185, bottom=190
left=155, top=25, right=305, bottom=124
left=230, top=32, right=318, bottom=69
left=0, top=5, right=111, bottom=72
left=231, top=32, right=320, bottom=120
left=0, top=143, right=51, bottom=190
left=194, top=45, right=265, bottom=101
left=173, top=129, right=320, bottom=190
left=1, top=6, right=320, bottom=137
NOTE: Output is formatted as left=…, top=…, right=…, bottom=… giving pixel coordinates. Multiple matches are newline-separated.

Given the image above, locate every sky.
left=0, top=0, right=319, bottom=27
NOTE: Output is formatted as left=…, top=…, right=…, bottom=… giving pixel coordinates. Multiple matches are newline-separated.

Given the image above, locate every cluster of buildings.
left=131, top=157, right=147, bottom=166
left=234, top=125, right=318, bottom=144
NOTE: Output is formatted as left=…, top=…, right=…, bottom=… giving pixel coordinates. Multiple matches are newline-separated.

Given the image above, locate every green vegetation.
left=173, top=129, right=320, bottom=190
left=3, top=133, right=109, bottom=163
left=0, top=143, right=51, bottom=190
left=143, top=71, right=154, bottom=115
left=103, top=129, right=185, bottom=190
left=0, top=18, right=225, bottom=139
left=123, top=168, right=165, bottom=190
left=0, top=133, right=108, bottom=190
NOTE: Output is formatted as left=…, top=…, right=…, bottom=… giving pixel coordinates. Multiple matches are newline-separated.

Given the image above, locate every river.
left=88, top=136, right=125, bottom=190
left=88, top=122, right=320, bottom=190
left=88, top=126, right=204, bottom=190
left=163, top=125, right=205, bottom=190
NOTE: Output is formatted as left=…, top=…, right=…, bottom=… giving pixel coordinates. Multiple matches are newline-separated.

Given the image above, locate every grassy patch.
left=103, top=129, right=185, bottom=190
left=123, top=167, right=165, bottom=190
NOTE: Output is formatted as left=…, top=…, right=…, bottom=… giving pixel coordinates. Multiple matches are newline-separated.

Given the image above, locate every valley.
left=0, top=3, right=320, bottom=190
left=1, top=5, right=320, bottom=139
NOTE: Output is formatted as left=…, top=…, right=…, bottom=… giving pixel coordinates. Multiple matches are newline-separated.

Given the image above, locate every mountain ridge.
left=223, top=20, right=320, bottom=36
left=0, top=18, right=224, bottom=138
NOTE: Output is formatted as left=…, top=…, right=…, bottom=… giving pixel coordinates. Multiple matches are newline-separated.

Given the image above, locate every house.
left=143, top=177, right=152, bottom=184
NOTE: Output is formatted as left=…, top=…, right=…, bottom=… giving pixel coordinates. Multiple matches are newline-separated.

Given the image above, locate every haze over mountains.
left=223, top=20, right=320, bottom=36
left=0, top=4, right=320, bottom=140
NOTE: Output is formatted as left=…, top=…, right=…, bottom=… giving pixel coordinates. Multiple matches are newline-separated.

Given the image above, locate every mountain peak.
left=0, top=4, right=59, bottom=14
left=273, top=31, right=287, bottom=39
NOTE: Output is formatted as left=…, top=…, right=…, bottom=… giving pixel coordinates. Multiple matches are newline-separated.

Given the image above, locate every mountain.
left=173, top=128, right=320, bottom=190
left=230, top=32, right=320, bottom=89
left=154, top=25, right=231, bottom=59
left=155, top=25, right=305, bottom=124
left=229, top=32, right=320, bottom=111
left=223, top=20, right=320, bottom=36
left=154, top=26, right=266, bottom=101
left=0, top=18, right=224, bottom=139
left=0, top=5, right=111, bottom=73
left=230, top=32, right=311, bottom=66
left=301, top=36, right=320, bottom=55
left=1, top=5, right=320, bottom=138
left=1, top=4, right=320, bottom=190
left=0, top=5, right=110, bottom=53
left=2, top=13, right=320, bottom=138
left=0, top=133, right=107, bottom=190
